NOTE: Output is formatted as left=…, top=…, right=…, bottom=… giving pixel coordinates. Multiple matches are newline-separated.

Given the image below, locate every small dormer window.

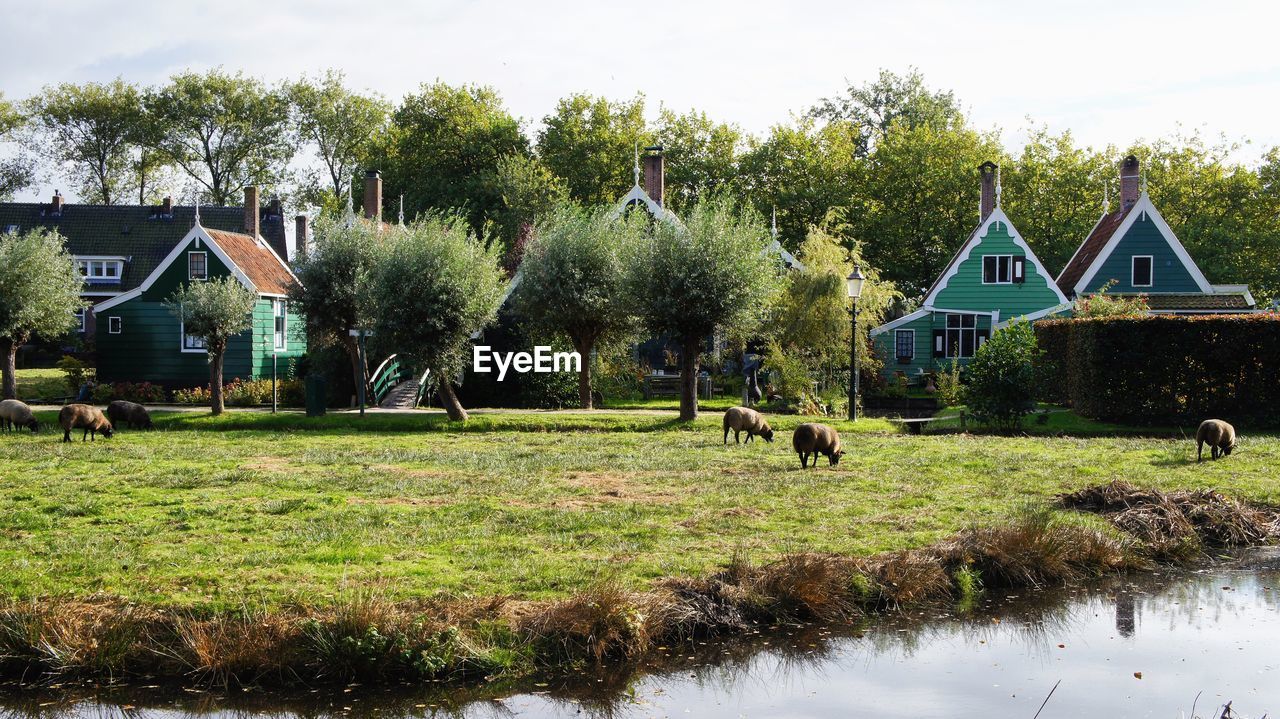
left=189, top=251, right=208, bottom=281
left=2, top=224, right=18, bottom=234
left=77, top=259, right=124, bottom=283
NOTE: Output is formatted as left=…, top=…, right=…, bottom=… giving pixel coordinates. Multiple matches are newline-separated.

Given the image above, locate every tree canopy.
left=166, top=276, right=257, bottom=414
left=0, top=228, right=84, bottom=398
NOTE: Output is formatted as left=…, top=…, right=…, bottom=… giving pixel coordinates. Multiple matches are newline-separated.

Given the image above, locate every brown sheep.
left=723, top=406, right=774, bottom=445
left=59, top=404, right=114, bottom=443
left=0, top=399, right=39, bottom=434
left=107, top=400, right=153, bottom=430
left=1196, top=419, right=1236, bottom=462
left=792, top=423, right=844, bottom=468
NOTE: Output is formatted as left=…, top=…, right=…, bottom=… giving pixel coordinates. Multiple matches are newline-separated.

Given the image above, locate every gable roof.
left=0, top=200, right=289, bottom=293
left=1060, top=193, right=1212, bottom=296
left=922, top=207, right=1068, bottom=307
left=1055, top=206, right=1131, bottom=295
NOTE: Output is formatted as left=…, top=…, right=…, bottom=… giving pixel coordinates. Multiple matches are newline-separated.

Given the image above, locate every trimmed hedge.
left=1035, top=315, right=1280, bottom=424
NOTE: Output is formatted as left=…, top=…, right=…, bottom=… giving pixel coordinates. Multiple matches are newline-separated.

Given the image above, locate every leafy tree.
left=289, top=70, right=390, bottom=204
left=489, top=153, right=569, bottom=269
left=167, top=276, right=256, bottom=415
left=1073, top=279, right=1149, bottom=318
left=290, top=216, right=388, bottom=403
left=0, top=229, right=83, bottom=399
left=23, top=78, right=145, bottom=205
left=369, top=216, right=506, bottom=422
left=145, top=69, right=294, bottom=204
left=963, top=321, right=1040, bottom=432
left=623, top=197, right=784, bottom=420
left=0, top=92, right=35, bottom=200
left=537, top=93, right=650, bottom=205
left=810, top=68, right=964, bottom=156
left=654, top=107, right=744, bottom=211
left=376, top=83, right=527, bottom=235
left=512, top=205, right=635, bottom=409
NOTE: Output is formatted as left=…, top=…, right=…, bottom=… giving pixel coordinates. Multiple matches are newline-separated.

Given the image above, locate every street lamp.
left=846, top=265, right=865, bottom=421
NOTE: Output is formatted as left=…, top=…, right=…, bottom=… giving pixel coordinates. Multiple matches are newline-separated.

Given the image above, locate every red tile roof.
left=205, top=228, right=296, bottom=296
left=1056, top=207, right=1130, bottom=295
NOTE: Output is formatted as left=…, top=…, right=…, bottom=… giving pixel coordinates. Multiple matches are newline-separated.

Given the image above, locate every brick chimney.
left=162, top=196, right=173, bottom=215
left=295, top=214, right=309, bottom=257
left=364, top=170, right=382, bottom=222
left=978, top=161, right=997, bottom=222
left=244, top=186, right=260, bottom=238
left=51, top=190, right=64, bottom=215
left=642, top=146, right=664, bottom=208
left=1120, top=155, right=1141, bottom=210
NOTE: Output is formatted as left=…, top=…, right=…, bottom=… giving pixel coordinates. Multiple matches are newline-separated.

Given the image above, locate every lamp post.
left=846, top=265, right=865, bottom=421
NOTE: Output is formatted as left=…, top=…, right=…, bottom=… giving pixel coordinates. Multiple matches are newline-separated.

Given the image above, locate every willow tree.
left=167, top=277, right=256, bottom=415
left=0, top=229, right=83, bottom=399
left=512, top=205, right=635, bottom=409
left=623, top=197, right=784, bottom=421
left=369, top=217, right=505, bottom=422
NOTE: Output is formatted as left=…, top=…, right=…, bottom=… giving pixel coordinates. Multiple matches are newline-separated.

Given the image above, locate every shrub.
left=963, top=321, right=1039, bottom=431
left=933, top=359, right=964, bottom=407
left=1073, top=279, right=1149, bottom=318
left=55, top=355, right=95, bottom=392
left=1035, top=314, right=1280, bottom=424
left=91, top=381, right=167, bottom=404
left=173, top=386, right=212, bottom=405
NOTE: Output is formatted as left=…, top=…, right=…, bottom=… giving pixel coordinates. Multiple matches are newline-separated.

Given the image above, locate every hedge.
left=1035, top=314, right=1280, bottom=425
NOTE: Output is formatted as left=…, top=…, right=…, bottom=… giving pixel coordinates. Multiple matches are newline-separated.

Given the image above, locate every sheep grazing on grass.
left=107, top=400, right=153, bottom=430
left=792, top=423, right=844, bottom=468
left=0, top=399, right=39, bottom=434
left=723, top=406, right=774, bottom=445
left=1196, top=419, right=1236, bottom=462
left=59, top=404, right=113, bottom=443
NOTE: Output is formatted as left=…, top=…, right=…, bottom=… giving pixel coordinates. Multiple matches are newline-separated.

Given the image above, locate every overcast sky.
left=4, top=0, right=1279, bottom=202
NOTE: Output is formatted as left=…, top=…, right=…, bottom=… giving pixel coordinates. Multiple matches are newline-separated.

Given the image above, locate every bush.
left=963, top=321, right=1039, bottom=431
left=92, top=381, right=167, bottom=404
left=1035, top=314, right=1280, bottom=424
left=1073, top=279, right=1149, bottom=318
left=173, top=386, right=212, bottom=405
left=55, top=355, right=95, bottom=392
left=933, top=360, right=964, bottom=408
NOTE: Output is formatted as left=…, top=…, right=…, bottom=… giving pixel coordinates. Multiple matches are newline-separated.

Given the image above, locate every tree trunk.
left=436, top=376, right=468, bottom=422
left=1, top=338, right=16, bottom=400
left=342, top=334, right=369, bottom=408
left=210, top=348, right=225, bottom=416
left=575, top=338, right=594, bottom=410
left=679, top=335, right=701, bottom=422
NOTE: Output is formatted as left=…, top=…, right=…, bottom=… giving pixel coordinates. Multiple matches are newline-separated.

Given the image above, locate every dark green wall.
left=1082, top=214, right=1203, bottom=293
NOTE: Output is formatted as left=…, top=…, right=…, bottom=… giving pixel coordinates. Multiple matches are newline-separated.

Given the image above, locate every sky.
left=3, top=0, right=1280, bottom=202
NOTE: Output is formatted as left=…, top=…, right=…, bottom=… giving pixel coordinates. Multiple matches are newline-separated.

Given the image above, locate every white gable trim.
left=924, top=208, right=1068, bottom=307
left=93, top=225, right=258, bottom=312
left=1073, top=193, right=1212, bottom=295
left=869, top=308, right=929, bottom=337
left=768, top=239, right=806, bottom=271
left=993, top=302, right=1072, bottom=329
left=612, top=184, right=670, bottom=222
left=1055, top=209, right=1112, bottom=285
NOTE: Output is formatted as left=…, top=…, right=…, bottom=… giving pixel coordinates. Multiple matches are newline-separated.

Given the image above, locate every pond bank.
left=1, top=480, right=1275, bottom=692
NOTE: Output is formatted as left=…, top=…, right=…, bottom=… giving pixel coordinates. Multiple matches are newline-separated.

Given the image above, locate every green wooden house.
left=1055, top=155, right=1256, bottom=313
left=91, top=218, right=304, bottom=386
left=870, top=162, right=1069, bottom=381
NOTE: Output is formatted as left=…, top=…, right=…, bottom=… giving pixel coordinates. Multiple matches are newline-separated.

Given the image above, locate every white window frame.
left=982, top=255, right=1013, bottom=284
left=77, top=258, right=124, bottom=282
left=74, top=308, right=86, bottom=333
left=945, top=313, right=977, bottom=358
left=1131, top=255, right=1153, bottom=288
left=272, top=299, right=287, bottom=350
left=894, top=329, right=915, bottom=361
left=107, top=316, right=122, bottom=334
left=188, top=251, right=208, bottom=281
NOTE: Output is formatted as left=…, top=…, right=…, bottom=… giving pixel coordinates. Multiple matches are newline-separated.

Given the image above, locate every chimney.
left=642, top=146, right=664, bottom=208
left=244, top=186, right=260, bottom=238
left=51, top=190, right=64, bottom=215
left=978, top=161, right=997, bottom=222
left=162, top=196, right=173, bottom=215
left=1120, top=155, right=1141, bottom=210
left=295, top=214, right=309, bottom=257
left=364, top=170, right=382, bottom=222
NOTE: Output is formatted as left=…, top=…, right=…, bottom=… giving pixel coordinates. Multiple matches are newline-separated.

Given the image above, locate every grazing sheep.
left=59, top=404, right=113, bottom=443
left=723, top=406, right=774, bottom=445
left=0, top=399, right=39, bottom=434
left=792, top=423, right=844, bottom=468
left=1196, top=419, right=1236, bottom=462
left=107, top=400, right=153, bottom=430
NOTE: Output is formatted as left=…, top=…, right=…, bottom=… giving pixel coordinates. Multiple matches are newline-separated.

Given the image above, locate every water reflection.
left=4, top=550, right=1280, bottom=718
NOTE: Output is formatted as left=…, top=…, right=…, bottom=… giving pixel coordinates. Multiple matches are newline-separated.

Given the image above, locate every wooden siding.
left=1081, top=214, right=1201, bottom=293
left=932, top=220, right=1063, bottom=318
left=872, top=312, right=993, bottom=380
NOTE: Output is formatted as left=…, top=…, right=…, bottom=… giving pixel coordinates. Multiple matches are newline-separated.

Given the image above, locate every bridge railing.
left=369, top=354, right=415, bottom=406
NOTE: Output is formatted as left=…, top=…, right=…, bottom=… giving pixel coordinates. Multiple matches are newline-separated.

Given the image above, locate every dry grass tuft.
left=745, top=554, right=862, bottom=622
left=518, top=581, right=652, bottom=664
left=172, top=609, right=299, bottom=686
left=941, top=510, right=1131, bottom=589
left=864, top=551, right=952, bottom=609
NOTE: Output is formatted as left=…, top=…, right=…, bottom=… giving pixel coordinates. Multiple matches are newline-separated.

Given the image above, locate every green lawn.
left=1, top=407, right=1275, bottom=611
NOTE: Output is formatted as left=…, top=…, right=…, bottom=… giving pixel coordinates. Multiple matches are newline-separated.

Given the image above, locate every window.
left=77, top=259, right=123, bottom=282
left=1132, top=255, right=1153, bottom=287
left=2, top=224, right=18, bottom=234
left=894, top=329, right=914, bottom=362
left=273, top=299, right=287, bottom=350
left=983, top=255, right=1011, bottom=284
left=182, top=328, right=206, bottom=351
left=74, top=308, right=86, bottom=333
left=946, top=313, right=976, bottom=358
left=188, top=251, right=208, bottom=281
left=107, top=316, right=121, bottom=334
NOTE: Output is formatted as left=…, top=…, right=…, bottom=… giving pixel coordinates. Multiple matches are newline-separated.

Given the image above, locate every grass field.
left=2, top=402, right=1277, bottom=612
